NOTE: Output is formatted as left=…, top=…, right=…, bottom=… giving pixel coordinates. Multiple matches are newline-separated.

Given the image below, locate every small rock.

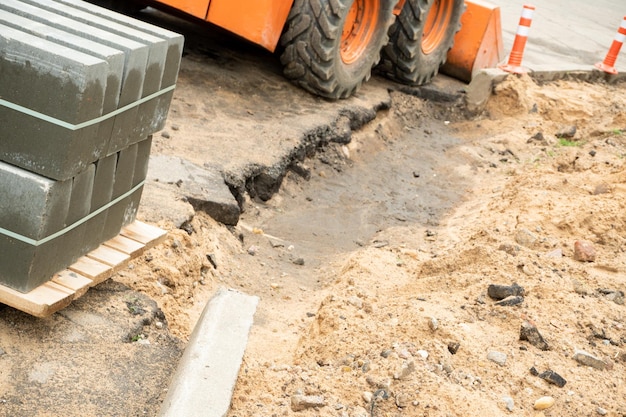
left=247, top=245, right=259, bottom=256
left=521, top=263, right=536, bottom=276
left=292, top=257, right=305, bottom=266
left=206, top=253, right=218, bottom=269
left=348, top=296, right=363, bottom=309
left=529, top=366, right=539, bottom=376
left=573, top=350, right=606, bottom=370
left=502, top=396, right=514, bottom=412
left=515, top=228, right=537, bottom=248
left=393, top=360, right=415, bottom=380
left=574, top=240, right=596, bottom=262
left=428, top=317, right=438, bottom=331
left=538, top=369, right=567, bottom=387
left=291, top=393, right=326, bottom=411
left=495, top=295, right=524, bottom=306
left=572, top=278, right=591, bottom=295
left=498, top=243, right=520, bottom=256
left=171, top=124, right=179, bottom=131
left=534, top=396, right=555, bottom=410
left=352, top=406, right=369, bottom=417
left=589, top=149, right=597, bottom=157
left=488, top=283, right=525, bottom=300
left=556, top=125, right=577, bottom=138
left=597, top=407, right=608, bottom=415
left=545, top=248, right=563, bottom=259
left=527, top=132, right=548, bottom=145
left=448, top=342, right=460, bottom=355
left=487, top=351, right=507, bottom=366
left=416, top=350, right=429, bottom=360
left=380, top=349, right=392, bottom=358
left=593, top=183, right=611, bottom=195
left=161, top=131, right=171, bottom=139
left=602, top=290, right=625, bottom=305
left=520, top=321, right=550, bottom=351
left=395, top=392, right=411, bottom=408
left=362, top=391, right=373, bottom=403
left=0, top=347, right=5, bottom=356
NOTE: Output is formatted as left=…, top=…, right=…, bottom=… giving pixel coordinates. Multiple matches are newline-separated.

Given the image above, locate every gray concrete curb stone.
left=159, top=288, right=259, bottom=417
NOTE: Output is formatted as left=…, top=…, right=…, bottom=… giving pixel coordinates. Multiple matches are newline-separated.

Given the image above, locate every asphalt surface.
left=491, top=0, right=626, bottom=73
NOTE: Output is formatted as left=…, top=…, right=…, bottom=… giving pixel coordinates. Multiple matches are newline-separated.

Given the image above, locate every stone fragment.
left=515, top=228, right=537, bottom=248
left=520, top=321, right=550, bottom=351
left=487, top=351, right=507, bottom=366
left=528, top=132, right=548, bottom=145
left=534, top=396, right=555, bottom=410
left=573, top=350, right=606, bottom=370
left=593, top=183, right=611, bottom=195
left=574, top=240, right=596, bottom=262
left=488, top=283, right=525, bottom=300
left=538, top=369, right=567, bottom=387
left=448, top=342, right=460, bottom=355
left=498, top=243, right=520, bottom=256
left=545, top=248, right=563, bottom=259
left=428, top=317, right=438, bottom=331
left=395, top=392, right=411, bottom=408
left=362, top=391, right=373, bottom=403
left=393, top=360, right=415, bottom=380
left=291, top=393, right=326, bottom=412
left=599, top=289, right=625, bottom=305
left=148, top=156, right=241, bottom=225
left=556, top=125, right=577, bottom=138
left=502, top=396, right=514, bottom=412
left=495, top=296, right=524, bottom=306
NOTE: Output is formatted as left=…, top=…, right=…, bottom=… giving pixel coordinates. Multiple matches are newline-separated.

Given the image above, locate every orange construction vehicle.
left=98, top=0, right=500, bottom=99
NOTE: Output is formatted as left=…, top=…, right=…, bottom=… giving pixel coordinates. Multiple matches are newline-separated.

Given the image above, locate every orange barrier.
left=595, top=16, right=626, bottom=75
left=499, top=4, right=535, bottom=74
left=442, top=0, right=504, bottom=83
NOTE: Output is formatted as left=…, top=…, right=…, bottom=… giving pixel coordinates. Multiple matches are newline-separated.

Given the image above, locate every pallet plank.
left=104, top=235, right=145, bottom=257
left=69, top=256, right=111, bottom=283
left=121, top=220, right=167, bottom=245
left=52, top=270, right=92, bottom=298
left=87, top=245, right=130, bottom=268
left=0, top=221, right=166, bottom=317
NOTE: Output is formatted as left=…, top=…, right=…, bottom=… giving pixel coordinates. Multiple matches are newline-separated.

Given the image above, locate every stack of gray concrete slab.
left=0, top=0, right=183, bottom=293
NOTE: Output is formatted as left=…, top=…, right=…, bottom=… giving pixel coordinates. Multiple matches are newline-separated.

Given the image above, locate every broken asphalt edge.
left=466, top=65, right=626, bottom=113
left=158, top=287, right=259, bottom=417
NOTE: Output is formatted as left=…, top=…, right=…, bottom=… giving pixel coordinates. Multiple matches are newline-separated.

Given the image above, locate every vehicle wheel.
left=378, top=0, right=464, bottom=85
left=280, top=0, right=395, bottom=99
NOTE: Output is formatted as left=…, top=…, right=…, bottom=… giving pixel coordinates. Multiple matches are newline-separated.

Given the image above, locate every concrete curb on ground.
left=465, top=66, right=626, bottom=113
left=158, top=288, right=259, bottom=417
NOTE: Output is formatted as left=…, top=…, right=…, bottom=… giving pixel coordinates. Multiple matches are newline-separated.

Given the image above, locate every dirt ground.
left=1, top=8, right=625, bottom=417
left=118, top=71, right=626, bottom=417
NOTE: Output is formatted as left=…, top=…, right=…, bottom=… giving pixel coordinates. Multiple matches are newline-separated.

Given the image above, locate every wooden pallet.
left=0, top=221, right=167, bottom=318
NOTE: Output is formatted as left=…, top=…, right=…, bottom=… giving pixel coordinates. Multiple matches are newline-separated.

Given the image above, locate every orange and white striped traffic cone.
left=499, top=4, right=535, bottom=74
left=595, top=16, right=626, bottom=75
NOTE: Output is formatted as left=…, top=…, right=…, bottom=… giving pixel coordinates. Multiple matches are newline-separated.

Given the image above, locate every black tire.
left=280, top=0, right=396, bottom=99
left=379, top=0, right=464, bottom=85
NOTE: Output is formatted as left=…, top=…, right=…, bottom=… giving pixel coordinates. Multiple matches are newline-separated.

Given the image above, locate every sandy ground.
left=0, top=7, right=625, bottom=416
left=118, top=73, right=626, bottom=417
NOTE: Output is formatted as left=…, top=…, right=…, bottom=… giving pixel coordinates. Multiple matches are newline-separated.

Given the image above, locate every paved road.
left=489, top=0, right=626, bottom=72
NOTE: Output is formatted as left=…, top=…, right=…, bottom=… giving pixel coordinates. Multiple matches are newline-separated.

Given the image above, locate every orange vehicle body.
left=153, top=0, right=407, bottom=52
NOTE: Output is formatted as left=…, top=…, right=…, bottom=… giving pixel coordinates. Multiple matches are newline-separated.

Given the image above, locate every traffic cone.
left=595, top=16, right=626, bottom=75
left=499, top=4, right=535, bottom=74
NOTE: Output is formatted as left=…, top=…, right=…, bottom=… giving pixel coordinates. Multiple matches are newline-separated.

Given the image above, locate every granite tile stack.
left=0, top=0, right=183, bottom=293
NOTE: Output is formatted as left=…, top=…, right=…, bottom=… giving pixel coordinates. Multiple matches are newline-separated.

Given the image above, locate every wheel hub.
left=422, top=0, right=453, bottom=55
left=341, top=0, right=379, bottom=64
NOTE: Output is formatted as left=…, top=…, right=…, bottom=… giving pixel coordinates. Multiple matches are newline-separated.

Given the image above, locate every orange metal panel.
left=152, top=0, right=210, bottom=19
left=441, top=0, right=504, bottom=82
left=207, top=0, right=294, bottom=52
